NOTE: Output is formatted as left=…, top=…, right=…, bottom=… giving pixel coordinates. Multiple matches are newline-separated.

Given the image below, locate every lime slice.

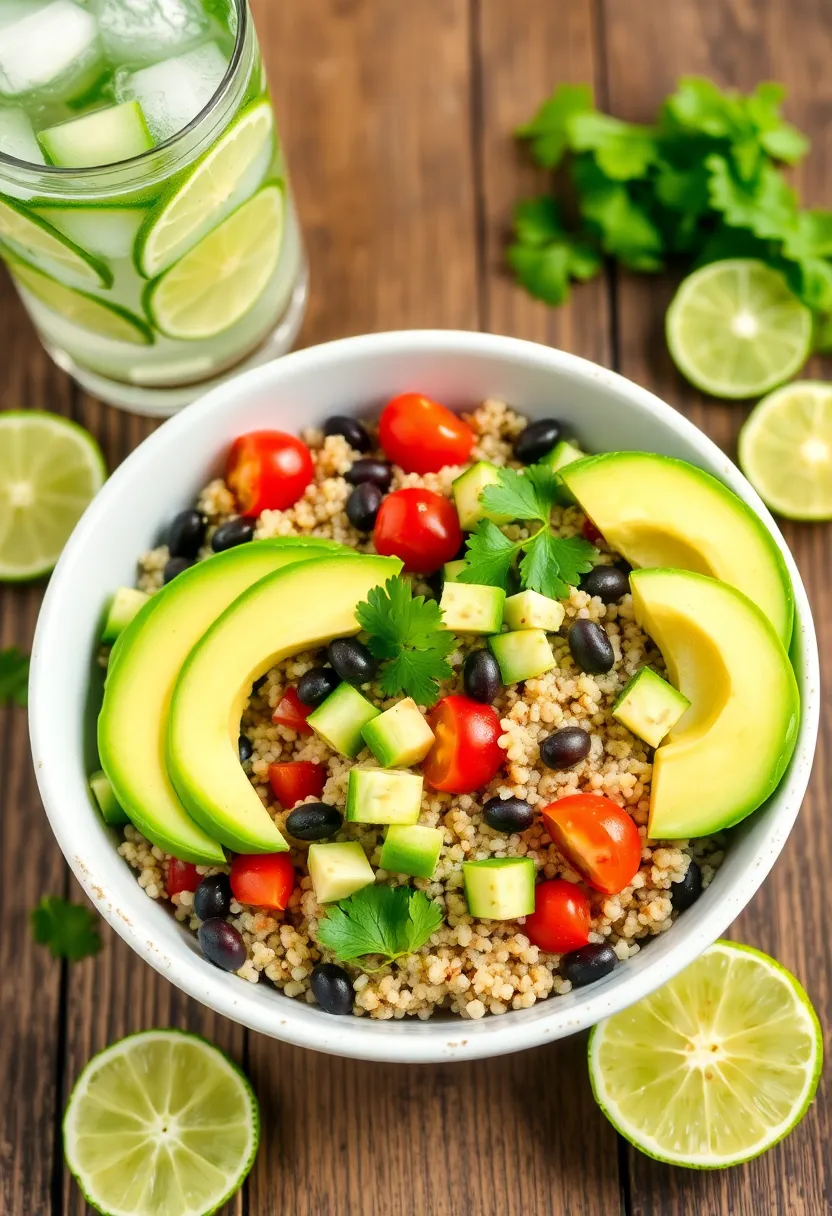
left=63, top=1029, right=259, bottom=1216
left=589, top=941, right=822, bottom=1168
left=146, top=183, right=283, bottom=340
left=0, top=410, right=106, bottom=581
left=739, top=380, right=832, bottom=519
left=0, top=194, right=111, bottom=288
left=10, top=258, right=154, bottom=346
left=666, top=259, right=812, bottom=399
left=137, top=99, right=274, bottom=278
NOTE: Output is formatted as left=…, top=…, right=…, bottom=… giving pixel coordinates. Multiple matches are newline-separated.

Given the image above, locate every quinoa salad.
left=91, top=392, right=799, bottom=1020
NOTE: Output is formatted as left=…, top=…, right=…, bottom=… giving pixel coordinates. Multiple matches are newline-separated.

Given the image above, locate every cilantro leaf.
left=745, top=83, right=810, bottom=164
left=0, top=646, right=29, bottom=708
left=515, top=83, right=593, bottom=168
left=480, top=465, right=547, bottom=522
left=508, top=198, right=601, bottom=305
left=568, top=111, right=658, bottom=180
left=706, top=155, right=797, bottom=240
left=356, top=576, right=454, bottom=706
left=379, top=645, right=453, bottom=709
left=573, top=159, right=665, bottom=271
left=317, top=885, right=442, bottom=966
left=30, top=895, right=102, bottom=961
left=519, top=532, right=597, bottom=600
left=458, top=521, right=523, bottom=590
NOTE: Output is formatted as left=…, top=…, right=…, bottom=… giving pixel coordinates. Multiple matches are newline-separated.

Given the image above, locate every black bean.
left=193, top=873, right=232, bottom=921
left=513, top=418, right=562, bottom=465
left=163, top=556, right=194, bottom=584
left=463, top=649, right=502, bottom=703
left=327, top=637, right=377, bottom=685
left=238, top=734, right=253, bottom=764
left=324, top=415, right=372, bottom=452
left=580, top=565, right=630, bottom=604
left=346, top=482, right=383, bottom=532
left=671, top=860, right=703, bottom=912
left=310, top=962, right=354, bottom=1015
left=568, top=619, right=615, bottom=674
left=345, top=458, right=393, bottom=491
left=211, top=517, right=255, bottom=552
left=297, top=665, right=340, bottom=707
left=198, top=919, right=247, bottom=972
left=286, top=802, right=343, bottom=841
left=560, top=943, right=617, bottom=988
left=540, top=726, right=592, bottom=770
left=168, top=508, right=206, bottom=559
left=483, top=796, right=535, bottom=834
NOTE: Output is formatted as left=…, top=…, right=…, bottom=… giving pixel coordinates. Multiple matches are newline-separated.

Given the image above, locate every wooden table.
left=2, top=2, right=830, bottom=1212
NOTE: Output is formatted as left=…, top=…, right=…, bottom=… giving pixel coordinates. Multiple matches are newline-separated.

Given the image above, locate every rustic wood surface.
left=1, top=0, right=830, bottom=1212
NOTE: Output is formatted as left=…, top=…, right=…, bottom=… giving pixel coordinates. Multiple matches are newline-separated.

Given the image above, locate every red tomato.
left=423, top=695, right=503, bottom=793
left=231, top=853, right=294, bottom=911
left=524, top=879, right=591, bottom=953
left=378, top=392, right=475, bottom=474
left=268, top=761, right=325, bottom=807
left=226, top=431, right=314, bottom=516
left=167, top=858, right=201, bottom=897
left=374, top=488, right=463, bottom=575
left=541, top=794, right=642, bottom=895
left=272, top=687, right=313, bottom=735
left=582, top=518, right=604, bottom=545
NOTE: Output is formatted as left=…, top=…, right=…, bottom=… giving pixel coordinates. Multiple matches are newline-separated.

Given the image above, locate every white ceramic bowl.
left=30, top=331, right=819, bottom=1063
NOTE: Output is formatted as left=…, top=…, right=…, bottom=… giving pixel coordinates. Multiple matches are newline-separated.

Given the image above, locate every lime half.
left=64, top=1029, right=259, bottom=1216
left=0, top=410, right=105, bottom=581
left=589, top=941, right=822, bottom=1169
left=0, top=195, right=111, bottom=288
left=666, top=259, right=812, bottom=399
left=11, top=259, right=154, bottom=346
left=739, top=380, right=832, bottom=519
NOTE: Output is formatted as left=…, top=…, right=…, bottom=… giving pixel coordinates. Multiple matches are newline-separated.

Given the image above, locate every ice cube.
left=0, top=1, right=104, bottom=102
left=94, top=0, right=210, bottom=68
left=0, top=105, right=44, bottom=163
left=115, top=41, right=228, bottom=141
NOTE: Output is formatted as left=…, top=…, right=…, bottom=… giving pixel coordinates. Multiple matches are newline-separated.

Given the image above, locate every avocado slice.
left=561, top=453, right=794, bottom=647
left=98, top=538, right=348, bottom=864
left=631, top=568, right=799, bottom=838
left=166, top=554, right=402, bottom=854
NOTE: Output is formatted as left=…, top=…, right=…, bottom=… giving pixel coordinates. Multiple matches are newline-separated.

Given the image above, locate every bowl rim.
left=29, top=329, right=820, bottom=1063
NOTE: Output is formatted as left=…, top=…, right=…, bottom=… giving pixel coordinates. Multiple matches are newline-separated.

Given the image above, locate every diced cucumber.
left=488, top=629, right=556, bottom=683
left=612, top=667, right=691, bottom=749
left=39, top=100, right=154, bottom=169
left=540, top=439, right=589, bottom=505
left=101, top=587, right=150, bottom=644
left=89, top=769, right=129, bottom=826
left=41, top=206, right=147, bottom=261
left=307, top=841, right=374, bottom=903
left=452, top=461, right=512, bottom=532
left=503, top=590, right=565, bottom=632
left=361, top=698, right=435, bottom=767
left=307, top=682, right=380, bottom=758
left=463, top=857, right=536, bottom=919
left=380, top=824, right=443, bottom=880
left=443, top=559, right=468, bottom=583
left=345, top=768, right=423, bottom=825
left=440, top=581, right=505, bottom=634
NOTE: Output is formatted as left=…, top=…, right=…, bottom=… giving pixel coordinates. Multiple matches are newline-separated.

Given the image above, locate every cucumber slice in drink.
left=39, top=206, right=147, bottom=261
left=0, top=194, right=110, bottom=288
left=145, top=183, right=283, bottom=340
left=137, top=98, right=274, bottom=277
left=10, top=258, right=154, bottom=345
left=39, top=100, right=154, bottom=169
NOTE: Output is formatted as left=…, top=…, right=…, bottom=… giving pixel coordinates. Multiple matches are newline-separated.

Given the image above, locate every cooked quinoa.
left=118, top=399, right=725, bottom=1020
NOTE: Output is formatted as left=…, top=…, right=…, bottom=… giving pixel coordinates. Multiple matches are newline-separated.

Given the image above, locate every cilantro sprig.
left=317, top=884, right=442, bottom=969
left=0, top=646, right=29, bottom=708
left=356, top=576, right=455, bottom=707
left=30, top=895, right=102, bottom=961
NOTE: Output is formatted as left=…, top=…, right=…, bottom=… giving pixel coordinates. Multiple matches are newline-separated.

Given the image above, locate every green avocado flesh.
left=98, top=539, right=348, bottom=864
left=561, top=452, right=794, bottom=647
left=167, top=554, right=402, bottom=854
left=631, top=568, right=799, bottom=838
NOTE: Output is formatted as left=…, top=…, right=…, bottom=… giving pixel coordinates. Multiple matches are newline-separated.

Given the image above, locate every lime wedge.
left=10, top=258, right=154, bottom=346
left=146, top=183, right=283, bottom=340
left=666, top=259, right=812, bottom=399
left=0, top=194, right=111, bottom=288
left=588, top=941, right=822, bottom=1168
left=137, top=99, right=274, bottom=278
left=63, top=1029, right=259, bottom=1216
left=739, top=380, right=832, bottom=519
left=0, top=410, right=106, bottom=581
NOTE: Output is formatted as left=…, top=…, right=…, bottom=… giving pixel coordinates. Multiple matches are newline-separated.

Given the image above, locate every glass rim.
left=0, top=0, right=247, bottom=178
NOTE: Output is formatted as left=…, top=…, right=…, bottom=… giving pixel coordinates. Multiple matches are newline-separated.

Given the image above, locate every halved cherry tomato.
left=374, top=488, right=463, bottom=575
left=378, top=392, right=475, bottom=474
left=423, top=695, right=503, bottom=793
left=226, top=431, right=314, bottom=516
left=268, top=761, right=325, bottom=807
left=230, top=853, right=294, bottom=911
left=541, top=794, right=642, bottom=895
left=167, top=858, right=201, bottom=897
left=524, top=879, right=591, bottom=954
left=272, top=687, right=313, bottom=735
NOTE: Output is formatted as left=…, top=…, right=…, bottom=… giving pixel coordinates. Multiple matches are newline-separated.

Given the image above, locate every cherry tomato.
left=226, top=431, right=314, bottom=516
left=423, top=695, right=503, bottom=793
left=374, top=488, right=463, bottom=575
left=230, top=853, right=294, bottom=911
left=271, top=687, right=313, bottom=735
left=268, top=761, right=326, bottom=808
left=524, top=879, right=591, bottom=953
left=167, top=858, right=201, bottom=897
left=378, top=392, right=475, bottom=474
left=541, top=794, right=642, bottom=895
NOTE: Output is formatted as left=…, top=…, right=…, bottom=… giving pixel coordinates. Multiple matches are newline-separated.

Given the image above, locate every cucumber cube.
left=452, top=461, right=512, bottom=531
left=307, top=682, right=380, bottom=758
left=612, top=667, right=691, bottom=749
left=380, top=824, right=443, bottom=880
left=101, top=586, right=150, bottom=644
left=361, top=698, right=435, bottom=767
left=463, top=857, right=536, bottom=919
left=440, top=582, right=505, bottom=634
left=89, top=769, right=129, bottom=826
left=346, top=768, right=423, bottom=825
left=39, top=100, right=154, bottom=168
left=488, top=629, right=555, bottom=683
left=539, top=439, right=588, bottom=504
left=503, top=590, right=564, bottom=632
left=307, top=841, right=374, bottom=903
left=442, top=559, right=469, bottom=583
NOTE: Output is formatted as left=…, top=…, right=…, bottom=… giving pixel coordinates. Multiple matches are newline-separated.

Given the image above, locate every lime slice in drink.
left=63, top=1029, right=259, bottom=1216
left=137, top=99, right=274, bottom=278
left=739, top=380, right=832, bottom=519
left=0, top=195, right=111, bottom=288
left=588, top=941, right=822, bottom=1168
left=146, top=183, right=283, bottom=340
left=0, top=410, right=106, bottom=581
left=10, top=258, right=154, bottom=346
left=666, top=259, right=812, bottom=399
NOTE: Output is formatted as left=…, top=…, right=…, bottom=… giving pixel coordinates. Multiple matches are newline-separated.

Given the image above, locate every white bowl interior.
left=30, top=331, right=819, bottom=1063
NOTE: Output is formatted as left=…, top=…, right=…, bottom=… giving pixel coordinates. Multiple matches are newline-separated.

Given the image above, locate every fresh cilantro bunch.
left=0, top=646, right=29, bottom=707
left=317, top=884, right=442, bottom=968
left=356, top=575, right=455, bottom=706
left=458, top=464, right=596, bottom=599
left=31, top=895, right=102, bottom=961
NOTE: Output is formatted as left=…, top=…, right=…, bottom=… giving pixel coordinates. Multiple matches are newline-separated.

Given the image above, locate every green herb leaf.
left=0, top=646, right=29, bottom=708
left=508, top=198, right=601, bottom=305
left=515, top=83, right=594, bottom=168
left=30, top=895, right=102, bottom=961
left=317, top=885, right=442, bottom=966
left=573, top=159, right=665, bottom=271
left=458, top=521, right=523, bottom=591
left=356, top=576, right=455, bottom=706
left=480, top=465, right=546, bottom=522
left=706, top=155, right=797, bottom=241
left=519, top=531, right=597, bottom=600
left=568, top=111, right=659, bottom=181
